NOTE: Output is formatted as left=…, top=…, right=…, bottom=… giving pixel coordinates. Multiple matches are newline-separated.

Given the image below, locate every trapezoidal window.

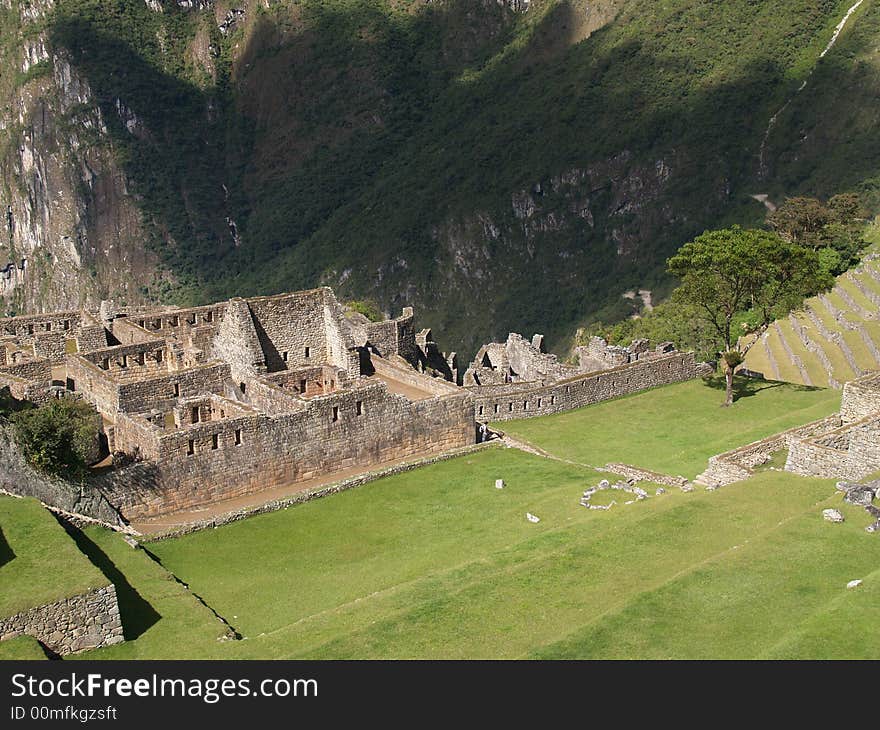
left=205, top=311, right=213, bottom=323
left=191, top=406, right=200, bottom=424
left=300, top=379, right=306, bottom=393
left=234, top=429, right=242, bottom=445
left=211, top=434, right=219, bottom=450
left=187, top=440, right=194, bottom=456
left=282, top=351, right=289, bottom=362
left=172, top=383, right=180, bottom=398
left=494, top=404, right=499, bottom=414
left=356, top=400, right=363, bottom=416
left=332, top=406, right=339, bottom=422
left=478, top=405, right=484, bottom=416
left=304, top=346, right=311, bottom=358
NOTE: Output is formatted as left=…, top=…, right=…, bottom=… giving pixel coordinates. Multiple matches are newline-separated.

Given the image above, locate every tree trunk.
left=723, top=361, right=735, bottom=408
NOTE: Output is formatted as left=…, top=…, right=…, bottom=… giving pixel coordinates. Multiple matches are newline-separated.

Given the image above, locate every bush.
left=345, top=299, right=384, bottom=322
left=11, top=399, right=101, bottom=478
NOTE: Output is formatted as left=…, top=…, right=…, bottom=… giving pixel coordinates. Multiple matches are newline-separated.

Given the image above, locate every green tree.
left=11, top=398, right=101, bottom=478
left=767, top=194, right=867, bottom=274
left=667, top=226, right=832, bottom=407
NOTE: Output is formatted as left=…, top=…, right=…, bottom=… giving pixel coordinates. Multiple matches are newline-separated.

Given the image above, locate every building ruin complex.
left=0, top=287, right=706, bottom=525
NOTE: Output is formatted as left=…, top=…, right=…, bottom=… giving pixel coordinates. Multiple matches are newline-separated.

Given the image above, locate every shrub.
left=11, top=399, right=101, bottom=478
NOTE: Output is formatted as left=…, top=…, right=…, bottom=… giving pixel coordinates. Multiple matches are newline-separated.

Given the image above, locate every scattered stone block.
left=655, top=487, right=666, bottom=496
left=495, top=479, right=505, bottom=489
left=526, top=512, right=540, bottom=523
left=822, top=508, right=845, bottom=523
left=847, top=579, right=863, bottom=589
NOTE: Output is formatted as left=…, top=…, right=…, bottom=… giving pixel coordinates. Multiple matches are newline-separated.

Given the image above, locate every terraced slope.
left=743, top=250, right=880, bottom=388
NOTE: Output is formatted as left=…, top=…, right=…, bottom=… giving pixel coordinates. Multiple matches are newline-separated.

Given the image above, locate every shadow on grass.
left=701, top=375, right=822, bottom=402
left=55, top=518, right=160, bottom=641
left=0, top=526, right=14, bottom=568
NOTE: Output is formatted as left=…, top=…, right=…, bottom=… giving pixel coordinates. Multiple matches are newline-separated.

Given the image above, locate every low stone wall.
left=0, top=584, right=123, bottom=656
left=602, top=463, right=690, bottom=488
left=695, top=415, right=842, bottom=488
left=372, top=356, right=460, bottom=397
left=785, top=415, right=880, bottom=481
left=470, top=352, right=705, bottom=422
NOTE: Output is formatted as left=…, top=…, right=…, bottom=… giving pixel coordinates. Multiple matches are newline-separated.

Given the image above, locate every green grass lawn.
left=72, top=450, right=880, bottom=659
left=498, top=377, right=841, bottom=478
left=0, top=496, right=107, bottom=620
left=0, top=635, right=48, bottom=660
left=4, top=377, right=869, bottom=660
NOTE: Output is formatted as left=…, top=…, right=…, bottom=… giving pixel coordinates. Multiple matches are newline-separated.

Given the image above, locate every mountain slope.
left=1, top=0, right=878, bottom=355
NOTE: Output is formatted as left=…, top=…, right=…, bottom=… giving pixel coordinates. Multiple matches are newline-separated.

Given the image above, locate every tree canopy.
left=666, top=226, right=832, bottom=405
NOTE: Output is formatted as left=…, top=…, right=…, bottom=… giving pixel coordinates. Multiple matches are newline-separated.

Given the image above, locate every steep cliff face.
left=0, top=0, right=876, bottom=355
left=0, top=0, right=166, bottom=315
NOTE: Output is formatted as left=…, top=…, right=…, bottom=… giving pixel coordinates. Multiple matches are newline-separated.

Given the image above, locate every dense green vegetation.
left=0, top=495, right=106, bottom=621
left=48, top=376, right=873, bottom=660
left=10, top=398, right=101, bottom=478
left=2, top=0, right=877, bottom=353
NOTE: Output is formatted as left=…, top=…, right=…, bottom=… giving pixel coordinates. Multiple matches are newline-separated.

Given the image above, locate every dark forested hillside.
left=1, top=0, right=878, bottom=355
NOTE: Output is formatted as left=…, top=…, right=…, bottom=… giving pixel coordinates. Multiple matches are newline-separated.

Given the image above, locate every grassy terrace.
left=62, top=376, right=880, bottom=660
left=0, top=496, right=107, bottom=622
left=498, top=377, right=841, bottom=479
left=743, top=237, right=880, bottom=389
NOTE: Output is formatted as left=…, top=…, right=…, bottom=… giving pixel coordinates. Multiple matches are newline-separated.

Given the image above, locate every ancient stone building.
left=1, top=288, right=474, bottom=522
left=464, top=332, right=706, bottom=422
left=1, top=289, right=711, bottom=523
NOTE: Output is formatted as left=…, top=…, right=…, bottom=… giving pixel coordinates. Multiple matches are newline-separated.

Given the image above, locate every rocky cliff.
left=0, top=0, right=876, bottom=354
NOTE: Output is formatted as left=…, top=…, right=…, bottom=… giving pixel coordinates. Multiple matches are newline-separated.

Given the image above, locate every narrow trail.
left=757, top=0, right=865, bottom=180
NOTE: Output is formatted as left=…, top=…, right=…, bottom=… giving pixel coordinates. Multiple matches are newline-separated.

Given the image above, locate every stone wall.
left=247, top=289, right=331, bottom=372
left=0, top=584, right=123, bottom=655
left=98, top=380, right=474, bottom=519
left=0, top=311, right=81, bottom=339
left=0, top=357, right=51, bottom=383
left=372, top=356, right=461, bottom=397
left=0, top=427, right=123, bottom=524
left=841, top=374, right=880, bottom=422
left=364, top=307, right=416, bottom=362
left=785, top=415, right=880, bottom=480
left=211, top=297, right=266, bottom=381
left=470, top=352, right=703, bottom=422
left=80, top=340, right=169, bottom=384
left=33, top=330, right=68, bottom=364
left=67, top=356, right=230, bottom=417
left=695, top=415, right=842, bottom=488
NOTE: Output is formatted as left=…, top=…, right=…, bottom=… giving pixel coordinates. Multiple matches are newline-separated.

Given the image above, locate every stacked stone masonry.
left=696, top=370, right=880, bottom=488
left=0, top=584, right=123, bottom=656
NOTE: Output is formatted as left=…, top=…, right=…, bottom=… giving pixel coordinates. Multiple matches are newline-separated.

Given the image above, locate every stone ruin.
left=464, top=332, right=708, bottom=423
left=0, top=287, right=475, bottom=524
left=695, top=370, right=880, bottom=491
left=579, top=478, right=652, bottom=510
left=0, top=287, right=713, bottom=527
